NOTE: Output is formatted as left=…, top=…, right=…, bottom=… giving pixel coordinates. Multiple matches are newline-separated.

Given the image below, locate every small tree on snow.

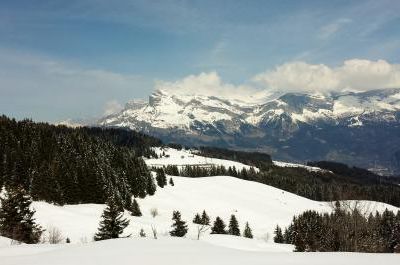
left=47, top=225, right=64, bottom=244
left=149, top=208, right=159, bottom=239
left=170, top=211, right=188, bottom=237
left=228, top=215, right=241, bottom=236
left=211, top=217, right=227, bottom=234
left=139, top=228, right=146, bottom=237
left=243, top=222, right=253, bottom=239
left=169, top=177, right=175, bottom=186
left=129, top=198, right=142, bottom=216
left=94, top=199, right=129, bottom=241
left=150, top=208, right=159, bottom=218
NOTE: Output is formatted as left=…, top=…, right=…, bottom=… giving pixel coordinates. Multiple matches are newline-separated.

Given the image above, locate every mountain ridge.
left=96, top=88, right=400, bottom=175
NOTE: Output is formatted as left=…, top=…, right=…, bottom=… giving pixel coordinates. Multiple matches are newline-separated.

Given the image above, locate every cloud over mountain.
left=154, top=59, right=400, bottom=102
left=253, top=59, right=400, bottom=94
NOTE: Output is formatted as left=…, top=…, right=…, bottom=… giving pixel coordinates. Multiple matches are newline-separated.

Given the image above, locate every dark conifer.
left=201, top=210, right=210, bottom=225
left=274, top=225, right=284, bottom=243
left=94, top=199, right=129, bottom=241
left=129, top=198, right=142, bottom=217
left=243, top=222, right=253, bottom=239
left=146, top=175, right=157, bottom=196
left=170, top=211, right=188, bottom=237
left=139, top=228, right=146, bottom=237
left=156, top=168, right=167, bottom=188
left=169, top=177, right=175, bottom=186
left=211, top=217, right=227, bottom=234
left=228, top=214, right=240, bottom=236
left=193, top=213, right=202, bottom=224
left=0, top=187, right=43, bottom=243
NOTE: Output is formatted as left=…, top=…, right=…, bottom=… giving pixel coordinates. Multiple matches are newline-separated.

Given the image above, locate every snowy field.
left=6, top=176, right=399, bottom=245
left=145, top=147, right=256, bottom=171
left=146, top=147, right=328, bottom=173
left=1, top=237, right=400, bottom=265
left=1, top=149, right=399, bottom=264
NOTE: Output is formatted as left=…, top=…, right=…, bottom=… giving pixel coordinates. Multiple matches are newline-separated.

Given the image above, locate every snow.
left=272, top=160, right=329, bottom=172
left=146, top=147, right=329, bottom=173
left=1, top=163, right=398, bottom=263
left=99, top=88, right=400, bottom=133
left=0, top=236, right=14, bottom=247
left=18, top=175, right=399, bottom=247
left=1, top=237, right=399, bottom=265
left=145, top=147, right=256, bottom=171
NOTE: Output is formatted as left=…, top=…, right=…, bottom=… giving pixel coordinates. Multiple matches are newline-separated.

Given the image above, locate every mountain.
left=97, top=88, right=400, bottom=175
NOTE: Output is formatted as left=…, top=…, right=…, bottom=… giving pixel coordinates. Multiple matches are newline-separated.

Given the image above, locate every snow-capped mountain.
left=97, top=88, right=400, bottom=175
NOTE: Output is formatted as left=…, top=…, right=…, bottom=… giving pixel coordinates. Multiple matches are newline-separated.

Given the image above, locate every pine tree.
left=169, top=177, right=174, bottom=186
left=170, top=211, right=188, bottom=237
left=201, top=210, right=210, bottom=225
left=0, top=187, right=43, bottom=243
left=193, top=213, right=202, bottom=224
left=274, top=225, right=284, bottom=243
left=243, top=222, right=253, bottom=239
left=390, top=221, right=400, bottom=252
left=129, top=198, right=142, bottom=217
left=146, top=175, right=157, bottom=196
left=156, top=168, right=167, bottom=188
left=211, top=217, right=227, bottom=234
left=139, top=228, right=146, bottom=237
left=228, top=215, right=240, bottom=236
left=94, top=199, right=129, bottom=241
left=66, top=237, right=71, bottom=243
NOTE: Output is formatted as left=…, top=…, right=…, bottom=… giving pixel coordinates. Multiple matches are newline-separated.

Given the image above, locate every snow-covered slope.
left=2, top=237, right=400, bottom=265
left=146, top=147, right=328, bottom=173
left=20, top=175, right=399, bottom=246
left=145, top=147, right=256, bottom=171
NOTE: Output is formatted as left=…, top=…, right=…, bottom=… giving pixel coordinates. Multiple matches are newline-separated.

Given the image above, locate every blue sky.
left=0, top=0, right=399, bottom=121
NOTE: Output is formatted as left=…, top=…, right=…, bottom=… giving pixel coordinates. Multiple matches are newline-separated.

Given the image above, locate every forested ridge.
left=162, top=159, right=400, bottom=207
left=0, top=115, right=157, bottom=207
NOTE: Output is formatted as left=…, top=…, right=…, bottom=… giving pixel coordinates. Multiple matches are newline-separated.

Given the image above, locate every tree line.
left=273, top=202, right=400, bottom=253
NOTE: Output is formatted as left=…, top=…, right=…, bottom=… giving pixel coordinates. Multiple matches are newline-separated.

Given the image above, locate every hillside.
left=1, top=174, right=399, bottom=265
left=0, top=116, right=156, bottom=206
left=147, top=147, right=400, bottom=207
left=16, top=175, right=399, bottom=243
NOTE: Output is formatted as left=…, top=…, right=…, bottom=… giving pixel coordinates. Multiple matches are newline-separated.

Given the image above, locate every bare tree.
left=150, top=208, right=159, bottom=218
left=196, top=223, right=210, bottom=240
left=151, top=224, right=158, bottom=239
left=47, top=226, right=64, bottom=244
left=149, top=208, right=159, bottom=239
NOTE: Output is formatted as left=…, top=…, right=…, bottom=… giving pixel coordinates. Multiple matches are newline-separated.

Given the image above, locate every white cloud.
left=103, top=100, right=123, bottom=116
left=253, top=59, right=400, bottom=94
left=155, top=72, right=267, bottom=103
